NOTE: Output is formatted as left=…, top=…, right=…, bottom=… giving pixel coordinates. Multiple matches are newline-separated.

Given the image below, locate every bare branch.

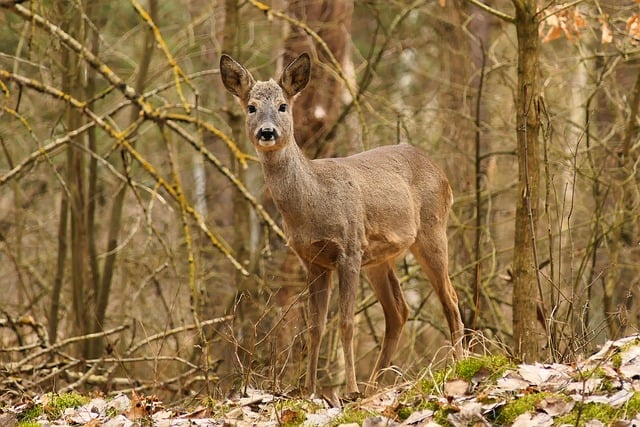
left=466, top=0, right=515, bottom=23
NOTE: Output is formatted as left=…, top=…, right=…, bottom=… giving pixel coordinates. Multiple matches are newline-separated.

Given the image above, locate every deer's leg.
left=365, top=261, right=410, bottom=389
left=337, top=254, right=361, bottom=394
left=305, top=264, right=332, bottom=395
left=411, top=229, right=465, bottom=357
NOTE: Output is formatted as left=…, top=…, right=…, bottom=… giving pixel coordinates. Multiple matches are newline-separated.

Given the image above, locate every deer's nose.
left=257, top=127, right=278, bottom=141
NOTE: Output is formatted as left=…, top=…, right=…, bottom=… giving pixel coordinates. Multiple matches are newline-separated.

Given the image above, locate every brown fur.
left=220, top=53, right=464, bottom=395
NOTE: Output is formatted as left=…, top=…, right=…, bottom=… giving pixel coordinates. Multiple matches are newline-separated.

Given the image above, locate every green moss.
left=493, top=392, right=550, bottom=425
left=43, top=392, right=90, bottom=419
left=396, top=405, right=412, bottom=420
left=17, top=403, right=43, bottom=423
left=454, top=355, right=514, bottom=381
left=328, top=407, right=371, bottom=427
left=627, top=392, right=640, bottom=414
left=611, top=352, right=623, bottom=369
left=573, top=367, right=619, bottom=393
left=412, top=354, right=514, bottom=396
left=556, top=402, right=618, bottom=426
left=17, top=422, right=41, bottom=427
left=556, top=392, right=640, bottom=426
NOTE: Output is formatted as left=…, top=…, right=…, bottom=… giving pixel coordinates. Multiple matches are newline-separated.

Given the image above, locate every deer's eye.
left=247, top=105, right=257, bottom=114
left=278, top=104, right=288, bottom=112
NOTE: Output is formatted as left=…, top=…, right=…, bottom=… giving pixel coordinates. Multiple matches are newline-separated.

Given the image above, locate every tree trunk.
left=277, top=0, right=353, bottom=391
left=511, top=0, right=543, bottom=362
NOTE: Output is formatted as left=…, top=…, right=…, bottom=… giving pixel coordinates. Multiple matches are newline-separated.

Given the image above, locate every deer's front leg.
left=305, top=264, right=331, bottom=395
left=338, top=253, right=362, bottom=395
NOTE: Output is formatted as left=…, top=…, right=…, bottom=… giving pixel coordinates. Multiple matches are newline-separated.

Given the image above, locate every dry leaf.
left=444, top=379, right=470, bottom=397
left=627, top=15, right=640, bottom=43
left=124, top=392, right=149, bottom=421
left=542, top=5, right=586, bottom=43
left=601, top=19, right=613, bottom=44
left=280, top=408, right=303, bottom=424
left=512, top=412, right=553, bottom=427
left=536, top=396, right=575, bottom=416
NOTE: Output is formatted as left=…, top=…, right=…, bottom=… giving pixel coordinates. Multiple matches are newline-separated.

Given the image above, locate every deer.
left=220, top=52, right=465, bottom=396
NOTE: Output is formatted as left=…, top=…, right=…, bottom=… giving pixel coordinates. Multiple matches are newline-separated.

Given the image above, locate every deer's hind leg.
left=365, top=260, right=410, bottom=388
left=410, top=227, right=464, bottom=357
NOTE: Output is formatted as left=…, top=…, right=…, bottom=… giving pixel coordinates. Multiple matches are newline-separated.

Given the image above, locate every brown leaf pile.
left=3, top=335, right=640, bottom=426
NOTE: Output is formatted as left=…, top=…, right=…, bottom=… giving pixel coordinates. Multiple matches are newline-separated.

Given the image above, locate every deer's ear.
left=279, top=53, right=311, bottom=98
left=220, top=54, right=255, bottom=99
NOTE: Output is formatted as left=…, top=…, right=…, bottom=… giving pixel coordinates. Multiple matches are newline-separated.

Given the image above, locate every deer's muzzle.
left=257, top=127, right=278, bottom=146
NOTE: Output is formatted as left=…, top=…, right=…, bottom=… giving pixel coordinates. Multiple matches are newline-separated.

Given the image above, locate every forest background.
left=0, top=0, right=639, bottom=404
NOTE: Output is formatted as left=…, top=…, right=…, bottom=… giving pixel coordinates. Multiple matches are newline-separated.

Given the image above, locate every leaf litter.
left=4, top=335, right=640, bottom=426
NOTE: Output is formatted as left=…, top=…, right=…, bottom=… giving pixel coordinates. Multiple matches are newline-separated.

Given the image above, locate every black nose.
left=258, top=127, right=277, bottom=140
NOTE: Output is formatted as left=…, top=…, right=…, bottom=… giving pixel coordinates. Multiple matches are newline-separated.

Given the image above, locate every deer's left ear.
left=279, top=53, right=311, bottom=98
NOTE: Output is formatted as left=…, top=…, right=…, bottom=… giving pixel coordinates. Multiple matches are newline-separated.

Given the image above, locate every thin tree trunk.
left=95, top=0, right=157, bottom=356
left=85, top=0, right=105, bottom=359
left=511, top=0, right=543, bottom=362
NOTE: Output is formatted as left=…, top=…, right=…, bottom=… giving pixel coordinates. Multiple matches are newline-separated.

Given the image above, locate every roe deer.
left=220, top=53, right=464, bottom=395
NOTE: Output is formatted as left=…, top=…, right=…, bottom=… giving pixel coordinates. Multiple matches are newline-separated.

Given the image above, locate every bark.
left=282, top=0, right=353, bottom=158
left=93, top=0, right=156, bottom=357
left=511, top=0, right=543, bottom=362
left=276, top=0, right=353, bottom=389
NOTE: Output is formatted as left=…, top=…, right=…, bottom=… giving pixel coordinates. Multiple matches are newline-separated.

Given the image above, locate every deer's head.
left=220, top=53, right=311, bottom=152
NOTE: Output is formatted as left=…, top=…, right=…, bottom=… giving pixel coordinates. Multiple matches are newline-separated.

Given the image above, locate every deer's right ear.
left=220, top=54, right=255, bottom=99
left=279, top=53, right=311, bottom=98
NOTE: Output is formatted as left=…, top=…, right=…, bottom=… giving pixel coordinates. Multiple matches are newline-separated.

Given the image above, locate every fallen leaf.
left=536, top=396, right=575, bottom=416
left=280, top=408, right=303, bottom=424
left=124, top=392, right=148, bottom=421
left=401, top=408, right=433, bottom=425
left=519, top=363, right=554, bottom=385
left=496, top=372, right=530, bottom=391
left=512, top=412, right=553, bottom=427
left=444, top=379, right=469, bottom=397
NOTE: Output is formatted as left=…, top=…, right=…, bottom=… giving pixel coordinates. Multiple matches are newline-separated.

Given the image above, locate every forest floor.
left=3, top=335, right=640, bottom=426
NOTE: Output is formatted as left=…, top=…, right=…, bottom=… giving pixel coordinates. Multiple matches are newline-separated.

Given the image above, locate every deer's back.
left=327, top=143, right=451, bottom=213
left=298, top=143, right=452, bottom=267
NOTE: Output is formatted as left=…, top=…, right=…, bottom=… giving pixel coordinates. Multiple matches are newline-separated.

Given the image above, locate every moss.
left=43, top=392, right=90, bottom=419
left=454, top=355, right=514, bottom=381
left=573, top=367, right=619, bottom=393
left=611, top=352, right=623, bottom=369
left=627, top=392, right=640, bottom=414
left=493, top=392, right=550, bottom=425
left=328, top=407, right=371, bottom=426
left=413, top=354, right=514, bottom=396
left=17, top=422, right=41, bottom=427
left=556, top=392, right=640, bottom=426
left=200, top=398, right=232, bottom=419
left=556, top=402, right=619, bottom=426
left=396, top=405, right=412, bottom=420
left=17, top=402, right=43, bottom=423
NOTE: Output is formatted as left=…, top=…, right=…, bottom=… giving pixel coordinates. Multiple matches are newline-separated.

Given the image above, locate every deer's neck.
left=258, top=141, right=316, bottom=213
